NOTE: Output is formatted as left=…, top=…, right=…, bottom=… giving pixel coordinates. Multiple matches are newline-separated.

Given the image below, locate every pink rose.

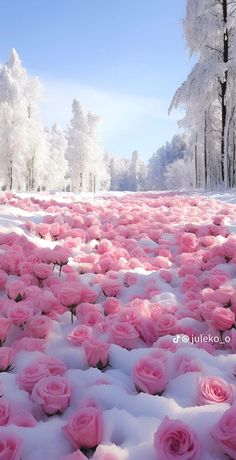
left=0, top=318, right=11, bottom=344
left=17, top=362, right=50, bottom=393
left=212, top=406, right=236, bottom=459
left=110, top=322, right=139, bottom=349
left=132, top=357, right=167, bottom=395
left=181, top=275, right=198, bottom=293
left=82, top=310, right=104, bottom=327
left=154, top=417, right=200, bottom=460
left=58, top=284, right=81, bottom=308
left=51, top=246, right=70, bottom=266
left=155, top=337, right=177, bottom=353
left=63, top=404, right=103, bottom=449
left=33, top=263, right=52, bottom=280
left=118, top=308, right=138, bottom=326
left=7, top=303, right=33, bottom=327
left=67, top=325, right=91, bottom=345
left=197, top=376, right=234, bottom=405
left=175, top=355, right=202, bottom=376
left=31, top=376, right=71, bottom=415
left=154, top=313, right=178, bottom=337
left=80, top=286, right=98, bottom=304
left=101, top=280, right=122, bottom=297
left=124, top=272, right=138, bottom=287
left=0, top=400, right=11, bottom=426
left=0, top=347, right=12, bottom=372
left=211, top=307, right=235, bottom=331
left=6, top=280, right=26, bottom=301
left=135, top=318, right=157, bottom=345
left=84, top=337, right=109, bottom=369
left=37, top=223, right=50, bottom=237
left=0, top=433, right=24, bottom=460
left=200, top=301, right=221, bottom=321
left=12, top=337, right=45, bottom=355
left=103, top=298, right=120, bottom=315
left=8, top=410, right=38, bottom=427
left=38, top=356, right=67, bottom=376
left=27, top=315, right=51, bottom=338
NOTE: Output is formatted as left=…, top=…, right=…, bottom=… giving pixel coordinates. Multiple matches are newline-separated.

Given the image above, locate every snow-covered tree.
left=106, top=151, right=148, bottom=191
left=105, top=154, right=130, bottom=191
left=165, top=157, right=195, bottom=190
left=0, top=49, right=49, bottom=191
left=170, top=0, right=236, bottom=189
left=44, top=124, right=68, bottom=190
left=128, top=150, right=148, bottom=191
left=147, top=134, right=187, bottom=190
left=66, top=99, right=109, bottom=192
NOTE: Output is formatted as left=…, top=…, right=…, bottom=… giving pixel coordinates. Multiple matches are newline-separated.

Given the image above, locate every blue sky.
left=0, top=0, right=194, bottom=160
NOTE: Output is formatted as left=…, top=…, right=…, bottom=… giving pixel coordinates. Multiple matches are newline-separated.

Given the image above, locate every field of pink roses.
left=0, top=191, right=236, bottom=460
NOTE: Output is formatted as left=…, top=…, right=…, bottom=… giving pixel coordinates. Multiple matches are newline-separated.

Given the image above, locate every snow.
left=0, top=190, right=236, bottom=460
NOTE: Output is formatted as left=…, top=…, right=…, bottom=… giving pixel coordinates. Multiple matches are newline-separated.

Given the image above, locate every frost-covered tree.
left=44, top=124, right=68, bottom=190
left=0, top=49, right=49, bottom=191
left=170, top=0, right=236, bottom=188
left=66, top=99, right=109, bottom=192
left=87, top=111, right=110, bottom=191
left=128, top=150, right=148, bottom=191
left=147, top=134, right=187, bottom=190
left=106, top=152, right=147, bottom=191
left=165, top=157, right=195, bottom=190
left=105, top=154, right=130, bottom=191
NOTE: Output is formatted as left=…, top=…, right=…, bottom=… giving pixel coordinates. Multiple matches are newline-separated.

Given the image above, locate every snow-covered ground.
left=0, top=190, right=236, bottom=460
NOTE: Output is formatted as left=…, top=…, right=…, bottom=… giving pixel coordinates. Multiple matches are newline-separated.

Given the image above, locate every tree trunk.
left=233, top=126, right=236, bottom=187
left=204, top=112, right=207, bottom=188
left=194, top=133, right=198, bottom=188
left=221, top=0, right=228, bottom=184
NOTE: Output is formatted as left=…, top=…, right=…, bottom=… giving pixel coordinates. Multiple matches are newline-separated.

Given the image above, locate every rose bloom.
left=154, top=417, right=200, bottom=460
left=82, top=310, right=104, bottom=327
left=110, top=322, right=139, bottom=349
left=154, top=313, right=178, bottom=337
left=38, top=356, right=67, bottom=376
left=62, top=404, right=103, bottom=449
left=0, top=317, right=11, bottom=344
left=0, top=400, right=11, bottom=426
left=0, top=347, right=12, bottom=372
left=103, top=297, right=121, bottom=315
left=27, top=315, right=51, bottom=339
left=8, top=410, right=38, bottom=427
left=12, top=337, right=45, bottom=355
left=211, top=307, right=235, bottom=331
left=212, top=406, right=236, bottom=459
left=7, top=303, right=33, bottom=327
left=67, top=325, right=91, bottom=345
left=6, top=280, right=26, bottom=301
left=197, top=376, right=234, bottom=405
left=17, top=362, right=50, bottom=393
left=175, top=355, right=202, bottom=376
left=200, top=301, right=221, bottom=321
left=0, top=434, right=24, bottom=460
left=84, top=337, right=109, bottom=369
left=132, top=357, right=167, bottom=395
left=33, top=263, right=52, bottom=280
left=58, top=283, right=81, bottom=308
left=31, top=376, right=71, bottom=415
